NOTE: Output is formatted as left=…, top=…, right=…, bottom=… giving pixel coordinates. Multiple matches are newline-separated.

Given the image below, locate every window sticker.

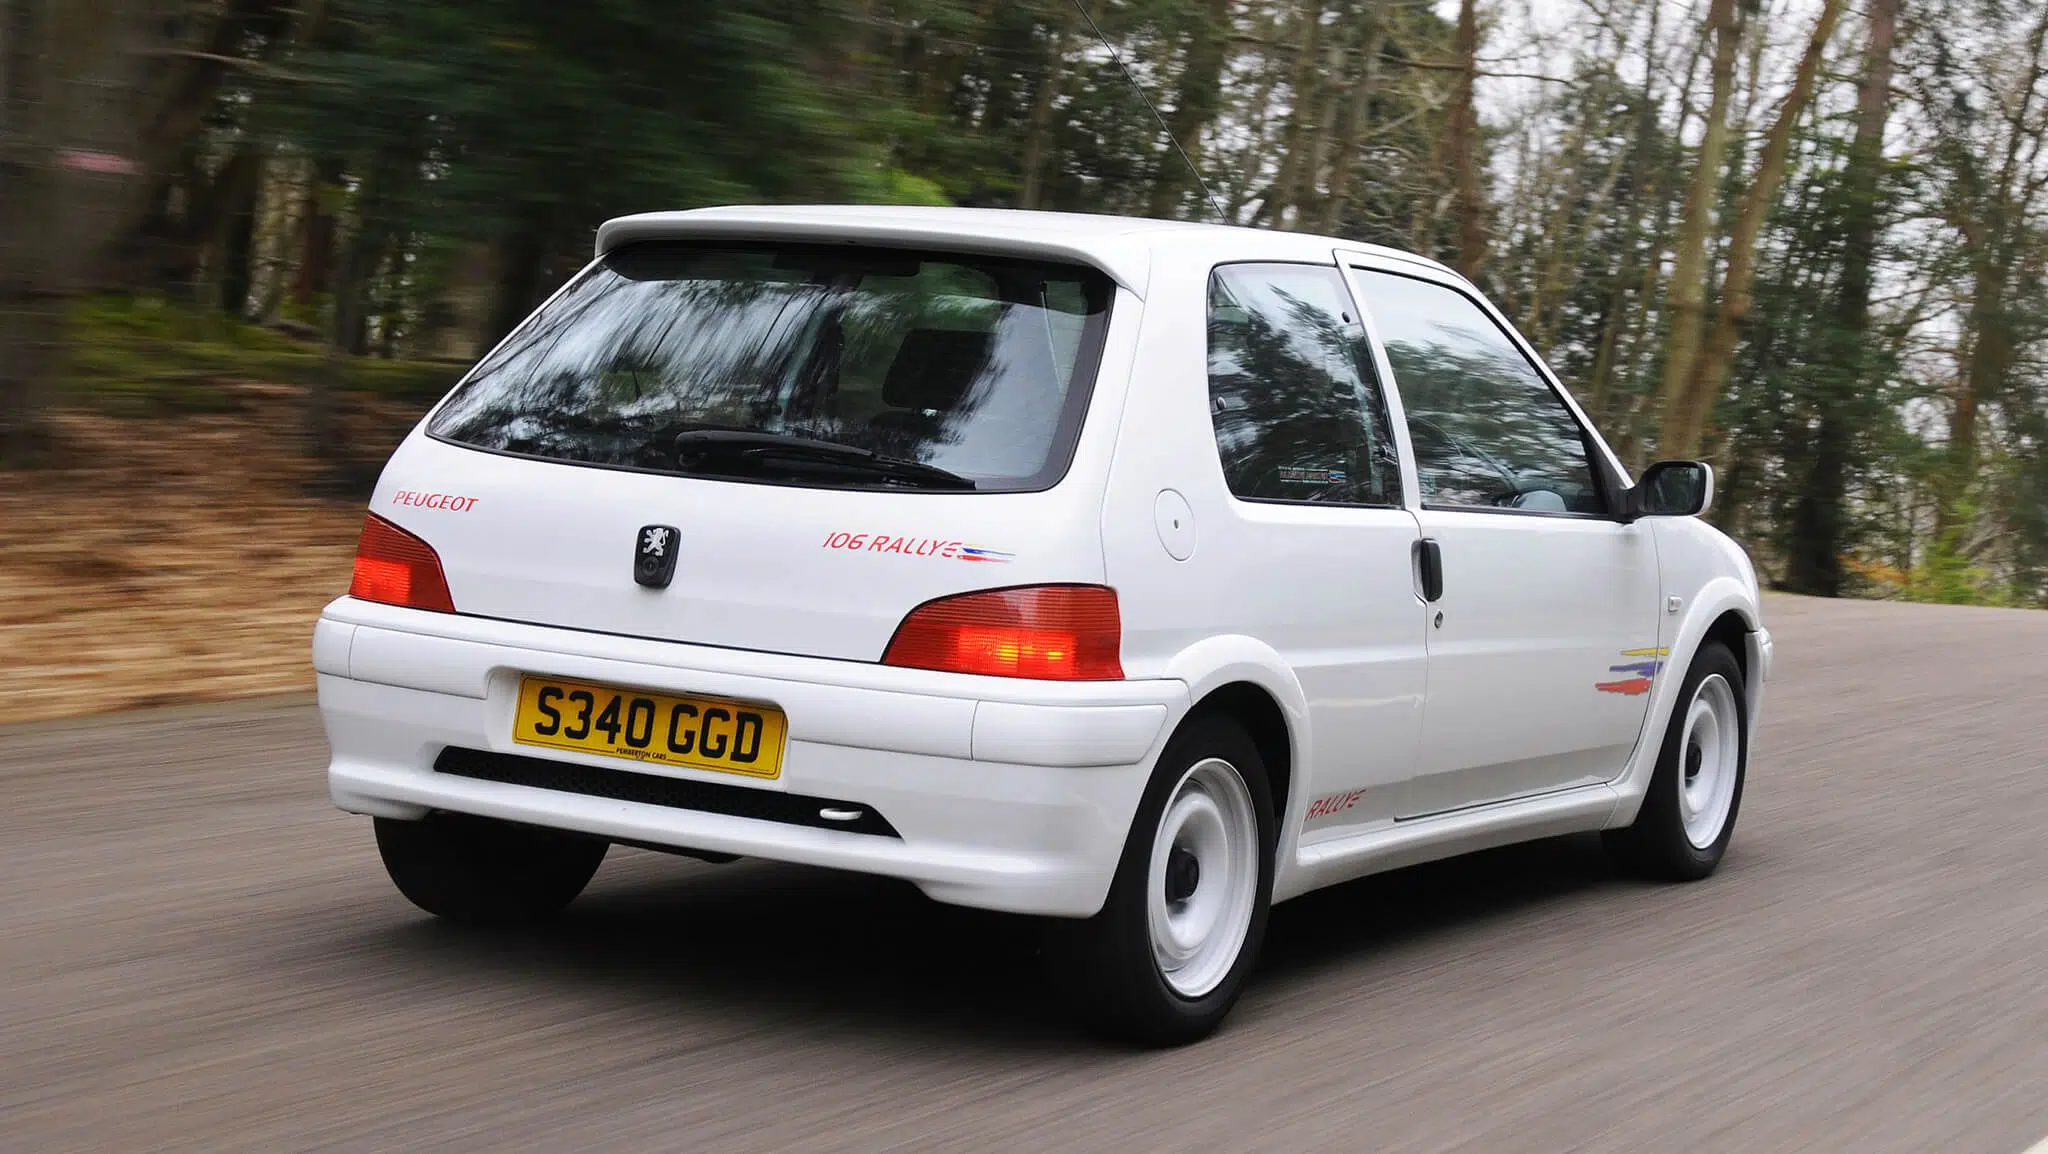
left=1278, top=466, right=1349, bottom=486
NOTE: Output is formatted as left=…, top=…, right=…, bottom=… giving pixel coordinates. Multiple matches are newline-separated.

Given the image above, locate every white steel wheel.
left=1146, top=757, right=1261, bottom=1000
left=1677, top=674, right=1741, bottom=849
left=1047, top=713, right=1275, bottom=1047
left=1602, top=639, right=1748, bottom=882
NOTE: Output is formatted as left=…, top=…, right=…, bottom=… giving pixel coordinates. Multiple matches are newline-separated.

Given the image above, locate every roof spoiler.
left=593, top=209, right=1151, bottom=297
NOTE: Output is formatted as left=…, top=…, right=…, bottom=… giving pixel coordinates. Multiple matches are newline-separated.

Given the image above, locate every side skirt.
left=1277, top=783, right=1621, bottom=902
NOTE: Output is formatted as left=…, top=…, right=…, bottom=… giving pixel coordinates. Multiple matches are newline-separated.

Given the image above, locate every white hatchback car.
left=316, top=205, right=1771, bottom=1045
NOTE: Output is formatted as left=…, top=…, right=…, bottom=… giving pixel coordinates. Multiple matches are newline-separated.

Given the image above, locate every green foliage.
left=265, top=0, right=929, bottom=249
left=1901, top=530, right=2014, bottom=607
left=860, top=168, right=956, bottom=208
left=61, top=296, right=463, bottom=417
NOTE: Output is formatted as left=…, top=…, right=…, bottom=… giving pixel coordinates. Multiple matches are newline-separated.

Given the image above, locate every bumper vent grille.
left=432, top=747, right=900, bottom=838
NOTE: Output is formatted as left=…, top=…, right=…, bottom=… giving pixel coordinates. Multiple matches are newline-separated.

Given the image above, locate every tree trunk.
left=1944, top=247, right=2008, bottom=535
left=1259, top=0, right=1323, bottom=228
left=1664, top=0, right=1846, bottom=459
left=76, top=0, right=287, bottom=295
left=1225, top=4, right=1284, bottom=220
left=916, top=0, right=998, bottom=117
left=1586, top=0, right=1664, bottom=430
left=1019, top=4, right=1077, bottom=210
left=1315, top=2, right=1387, bottom=234
left=1292, top=28, right=1349, bottom=230
left=307, top=146, right=410, bottom=475
left=217, top=153, right=263, bottom=317
left=1147, top=0, right=1233, bottom=220
left=1443, top=0, right=1485, bottom=279
left=292, top=156, right=343, bottom=311
left=130, top=0, right=286, bottom=204
left=119, top=143, right=264, bottom=306
left=1787, top=0, right=1897, bottom=596
left=1522, top=99, right=1618, bottom=347
left=0, top=0, right=55, bottom=465
left=0, top=0, right=161, bottom=466
left=484, top=215, right=549, bottom=352
left=1653, top=0, right=1743, bottom=457
left=1936, top=6, right=2048, bottom=543
left=374, top=227, right=410, bottom=358
left=250, top=171, right=294, bottom=322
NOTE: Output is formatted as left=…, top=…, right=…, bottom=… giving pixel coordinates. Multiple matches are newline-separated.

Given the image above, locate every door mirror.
left=1626, top=460, right=1713, bottom=521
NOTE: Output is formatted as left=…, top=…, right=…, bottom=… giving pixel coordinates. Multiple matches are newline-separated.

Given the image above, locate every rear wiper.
left=671, top=429, right=977, bottom=490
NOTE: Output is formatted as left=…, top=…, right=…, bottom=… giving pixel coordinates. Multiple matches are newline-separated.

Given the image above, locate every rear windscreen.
left=427, top=241, right=1115, bottom=492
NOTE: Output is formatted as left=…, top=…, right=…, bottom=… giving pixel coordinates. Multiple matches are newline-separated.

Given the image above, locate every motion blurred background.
left=1, top=0, right=2042, bottom=725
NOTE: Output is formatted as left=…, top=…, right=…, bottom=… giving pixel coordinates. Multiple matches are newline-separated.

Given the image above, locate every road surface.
left=6, top=595, right=2047, bottom=1153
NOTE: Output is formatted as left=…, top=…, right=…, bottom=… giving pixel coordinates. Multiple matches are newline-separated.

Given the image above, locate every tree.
left=1313, top=1, right=1389, bottom=234
left=1784, top=0, right=1900, bottom=596
left=1653, top=0, right=1745, bottom=461
left=1442, top=0, right=1484, bottom=279
left=1146, top=0, right=1234, bottom=219
left=1661, top=0, right=1847, bottom=460
left=1019, top=1, right=1079, bottom=210
left=1919, top=2, right=2048, bottom=544
left=0, top=0, right=157, bottom=465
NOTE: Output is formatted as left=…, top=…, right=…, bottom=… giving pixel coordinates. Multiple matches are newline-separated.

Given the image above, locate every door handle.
left=1414, top=538, right=1443, bottom=602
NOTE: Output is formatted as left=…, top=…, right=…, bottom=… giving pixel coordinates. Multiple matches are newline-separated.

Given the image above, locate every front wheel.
left=1049, top=714, right=1275, bottom=1047
left=375, top=812, right=609, bottom=925
left=1604, top=640, right=1748, bottom=881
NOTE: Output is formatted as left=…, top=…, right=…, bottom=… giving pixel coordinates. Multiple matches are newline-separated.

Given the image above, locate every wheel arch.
left=1607, top=578, right=1763, bottom=828
left=1159, top=636, right=1313, bottom=893
left=1186, top=682, right=1294, bottom=823
left=1702, top=607, right=1754, bottom=687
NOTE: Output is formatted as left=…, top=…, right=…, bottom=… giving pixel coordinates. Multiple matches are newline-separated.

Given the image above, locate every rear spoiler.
left=594, top=208, right=1152, bottom=298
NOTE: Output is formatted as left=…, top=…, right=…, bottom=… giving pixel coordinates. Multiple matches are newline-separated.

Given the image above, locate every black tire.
left=1048, top=713, right=1276, bottom=1048
left=374, top=812, right=609, bottom=925
left=1603, top=640, right=1748, bottom=881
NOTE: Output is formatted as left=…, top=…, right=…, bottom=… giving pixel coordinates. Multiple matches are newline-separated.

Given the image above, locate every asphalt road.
left=6, top=594, right=2048, bottom=1153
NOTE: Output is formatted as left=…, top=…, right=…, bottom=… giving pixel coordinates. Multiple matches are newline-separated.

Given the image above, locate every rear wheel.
left=1050, top=714, right=1274, bottom=1047
left=1603, top=640, right=1748, bottom=881
left=374, top=812, right=609, bottom=924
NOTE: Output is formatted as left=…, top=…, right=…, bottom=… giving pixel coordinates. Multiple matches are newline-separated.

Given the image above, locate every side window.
left=1352, top=270, right=1605, bottom=515
left=1206, top=263, right=1402, bottom=507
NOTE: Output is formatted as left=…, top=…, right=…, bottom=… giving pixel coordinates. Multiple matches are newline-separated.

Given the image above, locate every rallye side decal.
left=1303, top=789, right=1367, bottom=823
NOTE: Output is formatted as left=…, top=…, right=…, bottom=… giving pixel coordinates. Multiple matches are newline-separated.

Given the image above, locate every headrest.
left=882, top=328, right=992, bottom=411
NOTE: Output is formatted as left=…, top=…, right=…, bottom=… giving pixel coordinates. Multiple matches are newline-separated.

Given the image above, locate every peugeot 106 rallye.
left=314, top=205, right=1771, bottom=1046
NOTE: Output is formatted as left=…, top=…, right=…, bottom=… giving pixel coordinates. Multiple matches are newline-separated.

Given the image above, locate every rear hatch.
left=368, top=238, right=1119, bottom=662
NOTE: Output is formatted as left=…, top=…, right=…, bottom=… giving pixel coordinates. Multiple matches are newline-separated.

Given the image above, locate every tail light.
left=348, top=513, right=456, bottom=612
left=882, top=585, right=1122, bottom=680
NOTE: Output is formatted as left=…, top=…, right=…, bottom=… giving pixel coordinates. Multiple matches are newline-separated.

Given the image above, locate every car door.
left=1341, top=259, right=1662, bottom=818
left=1197, top=261, right=1429, bottom=838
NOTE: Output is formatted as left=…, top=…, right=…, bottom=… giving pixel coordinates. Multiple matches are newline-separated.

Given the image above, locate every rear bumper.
left=314, top=598, right=1187, bottom=917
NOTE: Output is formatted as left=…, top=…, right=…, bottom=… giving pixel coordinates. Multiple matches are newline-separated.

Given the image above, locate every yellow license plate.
left=512, top=675, right=786, bottom=779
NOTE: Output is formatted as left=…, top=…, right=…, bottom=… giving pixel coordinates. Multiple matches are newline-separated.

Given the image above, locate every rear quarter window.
left=1205, top=262, right=1403, bottom=508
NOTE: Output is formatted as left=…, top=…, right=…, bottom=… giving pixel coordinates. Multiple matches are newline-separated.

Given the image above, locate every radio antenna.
left=1069, top=0, right=1231, bottom=226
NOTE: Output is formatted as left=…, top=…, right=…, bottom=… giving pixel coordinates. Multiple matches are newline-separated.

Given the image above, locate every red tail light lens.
left=883, top=585, right=1122, bottom=680
left=348, top=513, right=456, bottom=612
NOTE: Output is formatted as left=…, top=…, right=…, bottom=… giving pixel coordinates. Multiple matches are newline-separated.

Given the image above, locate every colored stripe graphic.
left=957, top=546, right=1014, bottom=563
left=1596, top=645, right=1666, bottom=695
left=1596, top=678, right=1655, bottom=696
